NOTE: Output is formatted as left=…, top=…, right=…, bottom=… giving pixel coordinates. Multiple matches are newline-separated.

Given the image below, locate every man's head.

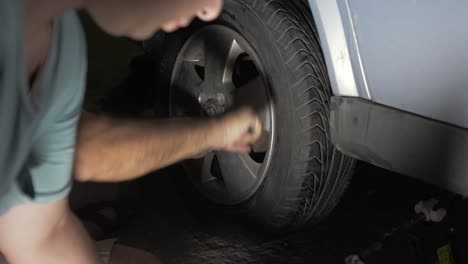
left=84, top=0, right=223, bottom=40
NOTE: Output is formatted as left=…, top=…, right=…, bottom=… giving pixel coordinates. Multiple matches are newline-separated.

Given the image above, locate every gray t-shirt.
left=0, top=0, right=86, bottom=215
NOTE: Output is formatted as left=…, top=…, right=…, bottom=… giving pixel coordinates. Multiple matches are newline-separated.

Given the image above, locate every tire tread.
left=241, top=0, right=355, bottom=229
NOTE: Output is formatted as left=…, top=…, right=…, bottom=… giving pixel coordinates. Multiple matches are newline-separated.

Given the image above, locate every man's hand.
left=211, top=107, right=263, bottom=153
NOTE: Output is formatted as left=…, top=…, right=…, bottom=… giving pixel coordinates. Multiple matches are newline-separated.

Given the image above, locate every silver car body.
left=307, top=0, right=468, bottom=194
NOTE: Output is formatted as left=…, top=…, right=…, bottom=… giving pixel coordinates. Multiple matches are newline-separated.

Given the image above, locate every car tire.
left=145, top=0, right=355, bottom=231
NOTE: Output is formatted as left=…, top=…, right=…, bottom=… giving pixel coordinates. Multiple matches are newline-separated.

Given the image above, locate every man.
left=0, top=0, right=262, bottom=263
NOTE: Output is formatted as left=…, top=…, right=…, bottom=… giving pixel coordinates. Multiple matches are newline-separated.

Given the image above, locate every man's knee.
left=0, top=197, right=71, bottom=260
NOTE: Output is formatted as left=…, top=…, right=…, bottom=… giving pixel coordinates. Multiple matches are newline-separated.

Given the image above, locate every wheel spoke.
left=174, top=62, right=204, bottom=96
left=171, top=62, right=205, bottom=116
left=215, top=152, right=260, bottom=198
left=185, top=152, right=217, bottom=184
left=200, top=152, right=217, bottom=183
left=204, top=33, right=243, bottom=90
left=235, top=77, right=267, bottom=117
left=183, top=40, right=204, bottom=65
left=235, top=77, right=272, bottom=152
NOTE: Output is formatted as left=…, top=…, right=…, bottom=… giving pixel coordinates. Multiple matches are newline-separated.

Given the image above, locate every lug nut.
left=198, top=93, right=208, bottom=104
left=216, top=93, right=226, bottom=105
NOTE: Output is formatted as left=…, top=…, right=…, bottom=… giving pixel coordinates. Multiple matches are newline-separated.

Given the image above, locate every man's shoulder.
left=0, top=0, right=20, bottom=73
left=49, top=10, right=87, bottom=117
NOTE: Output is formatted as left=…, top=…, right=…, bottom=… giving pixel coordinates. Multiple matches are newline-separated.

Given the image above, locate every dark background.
left=73, top=14, right=468, bottom=264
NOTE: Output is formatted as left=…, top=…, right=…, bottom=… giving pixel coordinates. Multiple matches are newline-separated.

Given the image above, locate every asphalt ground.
left=108, top=163, right=466, bottom=264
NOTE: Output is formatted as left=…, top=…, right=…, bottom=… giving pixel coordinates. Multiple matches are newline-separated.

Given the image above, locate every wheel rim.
left=170, top=25, right=275, bottom=205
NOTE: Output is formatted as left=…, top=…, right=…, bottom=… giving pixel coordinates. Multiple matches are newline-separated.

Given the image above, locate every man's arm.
left=74, top=109, right=261, bottom=182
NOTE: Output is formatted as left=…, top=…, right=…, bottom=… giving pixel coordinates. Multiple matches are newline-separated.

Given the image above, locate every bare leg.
left=78, top=206, right=162, bottom=264
left=0, top=197, right=101, bottom=264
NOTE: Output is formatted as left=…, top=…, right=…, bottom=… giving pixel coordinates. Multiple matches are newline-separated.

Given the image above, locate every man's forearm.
left=74, top=111, right=220, bottom=182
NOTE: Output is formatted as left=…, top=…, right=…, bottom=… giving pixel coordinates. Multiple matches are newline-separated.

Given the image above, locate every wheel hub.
left=203, top=98, right=225, bottom=116
left=198, top=92, right=227, bottom=116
